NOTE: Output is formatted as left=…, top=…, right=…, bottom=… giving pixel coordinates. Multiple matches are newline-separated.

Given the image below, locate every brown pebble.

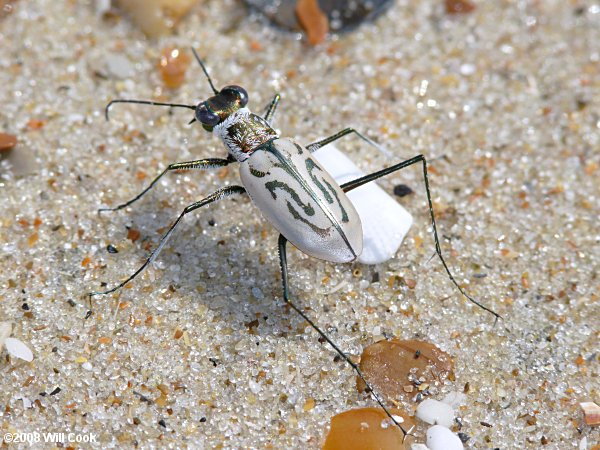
left=303, top=397, right=316, bottom=412
left=27, top=233, right=39, bottom=247
left=26, top=119, right=46, bottom=130
left=295, top=0, right=329, bottom=45
left=445, top=0, right=475, bottom=14
left=0, top=132, right=17, bottom=152
left=357, top=339, right=454, bottom=403
left=323, top=407, right=415, bottom=450
left=127, top=228, right=141, bottom=242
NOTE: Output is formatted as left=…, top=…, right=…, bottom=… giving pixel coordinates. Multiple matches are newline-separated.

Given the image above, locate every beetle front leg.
left=306, top=127, right=392, bottom=158
left=277, top=234, right=407, bottom=437
left=89, top=186, right=246, bottom=298
left=98, top=157, right=234, bottom=213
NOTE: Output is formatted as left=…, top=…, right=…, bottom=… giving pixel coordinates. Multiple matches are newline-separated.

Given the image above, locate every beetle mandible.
left=90, top=49, right=500, bottom=435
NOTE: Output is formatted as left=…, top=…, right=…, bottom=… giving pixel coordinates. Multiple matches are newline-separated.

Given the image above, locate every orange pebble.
left=158, top=47, right=191, bottom=89
left=295, top=0, right=329, bottom=46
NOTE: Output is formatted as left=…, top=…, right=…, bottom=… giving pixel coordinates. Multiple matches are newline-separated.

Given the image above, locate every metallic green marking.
left=305, top=158, right=333, bottom=204
left=265, top=180, right=315, bottom=216
left=306, top=158, right=349, bottom=223
left=285, top=201, right=329, bottom=237
left=323, top=179, right=349, bottom=223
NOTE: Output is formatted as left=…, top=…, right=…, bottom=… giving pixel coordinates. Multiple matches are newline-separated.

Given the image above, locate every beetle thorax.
left=213, top=107, right=278, bottom=162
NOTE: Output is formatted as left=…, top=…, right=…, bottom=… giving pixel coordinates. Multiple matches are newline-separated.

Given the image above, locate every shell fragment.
left=313, top=144, right=412, bottom=264
left=426, top=425, right=464, bottom=450
left=4, top=337, right=34, bottom=362
left=416, top=398, right=455, bottom=428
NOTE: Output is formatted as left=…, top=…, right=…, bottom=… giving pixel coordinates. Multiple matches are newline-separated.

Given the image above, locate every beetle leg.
left=98, top=158, right=234, bottom=213
left=306, top=127, right=392, bottom=158
left=89, top=186, right=246, bottom=298
left=277, top=234, right=407, bottom=437
left=263, top=93, right=281, bottom=124
left=341, top=155, right=501, bottom=322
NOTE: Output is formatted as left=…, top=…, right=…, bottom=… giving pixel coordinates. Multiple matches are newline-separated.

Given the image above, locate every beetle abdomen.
left=240, top=138, right=363, bottom=263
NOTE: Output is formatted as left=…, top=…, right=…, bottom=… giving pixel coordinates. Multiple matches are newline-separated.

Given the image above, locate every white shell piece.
left=312, top=144, right=413, bottom=264
left=416, top=398, right=455, bottom=428
left=240, top=138, right=362, bottom=263
left=5, top=337, right=34, bottom=362
left=426, top=425, right=464, bottom=450
left=0, top=321, right=12, bottom=348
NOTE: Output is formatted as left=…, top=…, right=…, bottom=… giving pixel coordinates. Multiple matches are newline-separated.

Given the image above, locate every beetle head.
left=195, top=85, right=249, bottom=132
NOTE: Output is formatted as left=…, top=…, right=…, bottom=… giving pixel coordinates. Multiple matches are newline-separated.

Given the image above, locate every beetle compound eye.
left=196, top=103, right=220, bottom=126
left=221, top=85, right=248, bottom=107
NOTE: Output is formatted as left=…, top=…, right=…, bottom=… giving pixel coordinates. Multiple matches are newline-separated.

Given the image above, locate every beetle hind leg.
left=277, top=234, right=407, bottom=436
left=341, top=155, right=501, bottom=321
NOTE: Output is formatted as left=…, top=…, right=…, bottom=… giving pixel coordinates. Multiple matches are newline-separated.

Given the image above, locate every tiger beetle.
left=89, top=48, right=500, bottom=436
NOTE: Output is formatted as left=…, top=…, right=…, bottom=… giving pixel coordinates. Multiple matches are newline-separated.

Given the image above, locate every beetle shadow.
left=123, top=200, right=303, bottom=339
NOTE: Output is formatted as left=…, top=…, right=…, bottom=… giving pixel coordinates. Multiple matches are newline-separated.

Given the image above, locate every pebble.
left=295, top=0, right=329, bottom=45
left=579, top=401, right=600, bottom=426
left=445, top=0, right=475, bottom=15
left=0, top=132, right=17, bottom=152
left=251, top=287, right=264, bottom=300
left=322, top=407, right=414, bottom=450
left=416, top=399, right=455, bottom=428
left=313, top=144, right=412, bottom=264
left=426, top=425, right=464, bottom=450
left=459, top=63, right=476, bottom=76
left=245, top=0, right=394, bottom=32
left=393, top=184, right=413, bottom=197
left=357, top=340, right=454, bottom=404
left=158, top=47, right=191, bottom=89
left=115, top=0, right=197, bottom=37
left=105, top=53, right=134, bottom=79
left=4, top=337, right=34, bottom=362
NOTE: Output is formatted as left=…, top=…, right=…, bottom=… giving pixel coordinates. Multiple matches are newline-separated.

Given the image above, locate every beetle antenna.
left=104, top=100, right=196, bottom=121
left=191, top=48, right=219, bottom=95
